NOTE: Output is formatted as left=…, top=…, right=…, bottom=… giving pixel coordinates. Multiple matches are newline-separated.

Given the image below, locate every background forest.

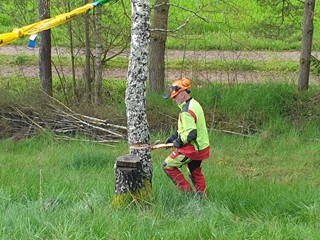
left=1, top=0, right=319, bottom=50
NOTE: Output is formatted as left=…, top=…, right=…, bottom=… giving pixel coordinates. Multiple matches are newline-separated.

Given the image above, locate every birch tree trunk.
left=39, top=0, right=52, bottom=96
left=94, top=5, right=103, bottom=106
left=149, top=0, right=169, bottom=92
left=113, top=0, right=152, bottom=208
left=298, top=0, right=316, bottom=92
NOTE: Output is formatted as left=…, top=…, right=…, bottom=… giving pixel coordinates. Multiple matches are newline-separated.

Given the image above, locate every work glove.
left=173, top=136, right=183, bottom=148
left=165, top=131, right=178, bottom=144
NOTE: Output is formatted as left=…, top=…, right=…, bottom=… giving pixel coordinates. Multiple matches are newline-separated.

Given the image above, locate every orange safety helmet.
left=164, top=77, right=191, bottom=99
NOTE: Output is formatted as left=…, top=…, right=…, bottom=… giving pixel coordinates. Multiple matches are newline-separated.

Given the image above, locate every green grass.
left=0, top=129, right=320, bottom=239
left=166, top=31, right=308, bottom=51
left=0, top=52, right=301, bottom=75
left=167, top=58, right=299, bottom=72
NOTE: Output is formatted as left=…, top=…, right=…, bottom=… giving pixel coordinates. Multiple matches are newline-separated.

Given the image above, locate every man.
left=163, top=77, right=210, bottom=198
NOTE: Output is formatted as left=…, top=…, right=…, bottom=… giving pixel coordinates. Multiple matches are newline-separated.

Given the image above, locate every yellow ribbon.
left=0, top=4, right=94, bottom=47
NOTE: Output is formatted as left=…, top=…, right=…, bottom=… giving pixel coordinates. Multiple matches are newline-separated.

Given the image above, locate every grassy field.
left=1, top=129, right=320, bottom=239
left=1, top=82, right=320, bottom=239
left=0, top=52, right=301, bottom=72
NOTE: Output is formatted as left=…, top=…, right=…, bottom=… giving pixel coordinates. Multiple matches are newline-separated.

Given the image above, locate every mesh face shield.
left=163, top=78, right=191, bottom=99
left=164, top=85, right=182, bottom=99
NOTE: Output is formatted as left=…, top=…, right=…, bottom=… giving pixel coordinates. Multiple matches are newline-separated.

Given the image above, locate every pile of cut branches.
left=0, top=97, right=127, bottom=143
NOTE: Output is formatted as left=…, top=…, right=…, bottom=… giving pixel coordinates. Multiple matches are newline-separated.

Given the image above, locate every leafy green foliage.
left=252, top=0, right=303, bottom=40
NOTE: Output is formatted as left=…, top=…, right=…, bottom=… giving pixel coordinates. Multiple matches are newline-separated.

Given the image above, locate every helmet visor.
left=163, top=84, right=181, bottom=99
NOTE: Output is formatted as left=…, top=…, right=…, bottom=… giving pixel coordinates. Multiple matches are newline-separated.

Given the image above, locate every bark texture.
left=67, top=2, right=77, bottom=103
left=298, top=0, right=315, bottom=91
left=113, top=154, right=151, bottom=208
left=149, top=0, right=169, bottom=92
left=94, top=5, right=103, bottom=106
left=114, top=155, right=143, bottom=195
left=84, top=0, right=91, bottom=103
left=39, top=0, right=52, bottom=96
left=113, top=0, right=152, bottom=208
left=126, top=0, right=152, bottom=180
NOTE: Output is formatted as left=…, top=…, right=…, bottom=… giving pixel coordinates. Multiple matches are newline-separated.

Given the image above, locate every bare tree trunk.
left=39, top=0, right=52, bottom=96
left=84, top=0, right=91, bottom=103
left=94, top=5, right=103, bottom=106
left=149, top=0, right=169, bottom=92
left=67, top=2, right=77, bottom=103
left=113, top=0, right=152, bottom=208
left=298, top=0, right=315, bottom=92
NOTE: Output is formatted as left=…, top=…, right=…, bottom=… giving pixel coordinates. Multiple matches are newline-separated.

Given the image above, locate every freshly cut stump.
left=113, top=154, right=150, bottom=208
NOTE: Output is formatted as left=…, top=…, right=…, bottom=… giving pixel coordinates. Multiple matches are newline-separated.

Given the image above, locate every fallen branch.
left=0, top=98, right=127, bottom=143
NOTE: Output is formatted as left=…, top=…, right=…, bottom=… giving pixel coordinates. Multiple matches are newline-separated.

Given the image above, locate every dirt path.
left=0, top=64, right=304, bottom=84
left=0, top=45, right=304, bottom=60
left=0, top=46, right=319, bottom=84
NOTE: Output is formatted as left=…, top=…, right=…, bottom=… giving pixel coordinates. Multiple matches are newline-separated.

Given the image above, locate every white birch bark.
left=126, top=0, right=152, bottom=181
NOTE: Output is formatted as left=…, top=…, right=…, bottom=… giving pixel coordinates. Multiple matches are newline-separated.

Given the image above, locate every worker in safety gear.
left=163, top=77, right=210, bottom=198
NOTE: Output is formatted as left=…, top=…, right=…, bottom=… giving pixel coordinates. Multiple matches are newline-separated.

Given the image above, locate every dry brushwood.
left=0, top=98, right=127, bottom=143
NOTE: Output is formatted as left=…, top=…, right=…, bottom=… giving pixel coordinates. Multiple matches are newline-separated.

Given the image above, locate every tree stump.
left=113, top=154, right=151, bottom=208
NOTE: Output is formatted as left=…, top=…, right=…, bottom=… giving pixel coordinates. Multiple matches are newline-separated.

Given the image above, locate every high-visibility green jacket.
left=176, top=98, right=210, bottom=159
